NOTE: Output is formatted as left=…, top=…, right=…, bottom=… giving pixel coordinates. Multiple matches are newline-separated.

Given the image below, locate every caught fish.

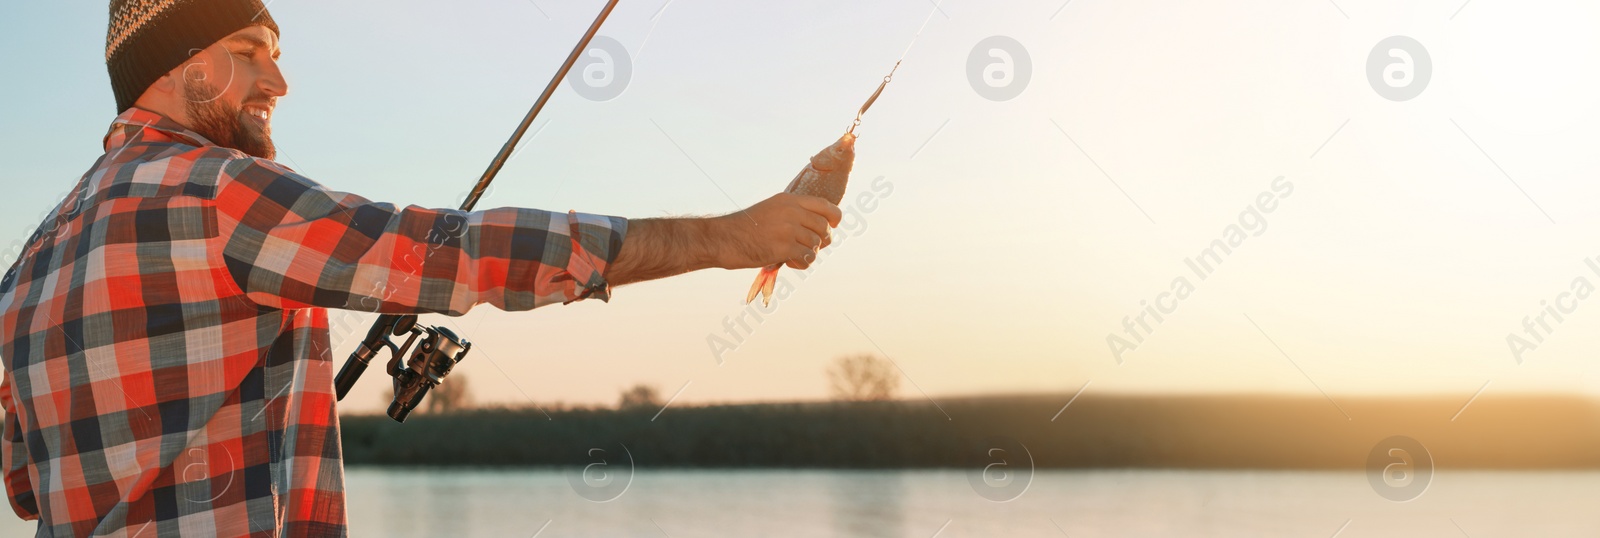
left=745, top=132, right=856, bottom=306
left=741, top=0, right=935, bottom=305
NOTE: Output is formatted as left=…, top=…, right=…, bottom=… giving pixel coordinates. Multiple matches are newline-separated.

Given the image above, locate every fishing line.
left=847, top=0, right=945, bottom=135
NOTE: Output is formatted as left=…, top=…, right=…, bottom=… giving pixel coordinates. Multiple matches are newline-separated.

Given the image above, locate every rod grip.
left=334, top=351, right=371, bottom=401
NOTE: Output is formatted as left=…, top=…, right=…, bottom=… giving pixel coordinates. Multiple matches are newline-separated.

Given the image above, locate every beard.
left=182, top=77, right=276, bottom=160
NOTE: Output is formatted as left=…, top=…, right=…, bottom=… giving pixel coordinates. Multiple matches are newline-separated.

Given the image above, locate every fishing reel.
left=334, top=314, right=471, bottom=422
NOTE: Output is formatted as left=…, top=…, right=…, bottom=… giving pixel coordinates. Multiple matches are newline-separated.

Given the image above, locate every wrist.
left=701, top=215, right=738, bottom=270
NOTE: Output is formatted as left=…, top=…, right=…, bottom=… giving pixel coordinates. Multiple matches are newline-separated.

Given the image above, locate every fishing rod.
left=334, top=0, right=621, bottom=422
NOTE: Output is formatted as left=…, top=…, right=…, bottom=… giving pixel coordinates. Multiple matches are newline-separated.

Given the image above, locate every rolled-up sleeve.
left=211, top=157, right=628, bottom=315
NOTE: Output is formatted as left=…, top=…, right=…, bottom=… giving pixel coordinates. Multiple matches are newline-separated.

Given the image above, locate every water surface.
left=342, top=468, right=1600, bottom=537
left=1, top=469, right=1594, bottom=536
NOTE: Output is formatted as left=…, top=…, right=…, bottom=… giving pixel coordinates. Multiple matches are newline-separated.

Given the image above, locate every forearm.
left=608, top=216, right=737, bottom=286
left=606, top=193, right=844, bottom=287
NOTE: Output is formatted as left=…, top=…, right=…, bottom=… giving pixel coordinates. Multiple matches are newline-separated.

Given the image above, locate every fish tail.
left=745, top=265, right=781, bottom=306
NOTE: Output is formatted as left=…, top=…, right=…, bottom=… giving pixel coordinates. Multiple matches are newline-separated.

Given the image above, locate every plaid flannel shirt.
left=0, top=108, right=628, bottom=536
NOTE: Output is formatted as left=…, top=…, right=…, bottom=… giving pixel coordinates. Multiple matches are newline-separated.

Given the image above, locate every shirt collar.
left=103, top=108, right=219, bottom=152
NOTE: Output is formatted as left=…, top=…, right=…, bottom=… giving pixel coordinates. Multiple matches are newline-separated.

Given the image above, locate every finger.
left=794, top=229, right=823, bottom=252
left=786, top=229, right=820, bottom=268
left=818, top=230, right=833, bottom=250
left=785, top=249, right=818, bottom=270
left=795, top=211, right=830, bottom=239
left=793, top=195, right=843, bottom=228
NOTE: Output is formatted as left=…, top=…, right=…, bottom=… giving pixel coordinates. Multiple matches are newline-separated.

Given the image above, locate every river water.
left=1, top=469, right=1595, bottom=536
left=343, top=468, right=1599, bottom=537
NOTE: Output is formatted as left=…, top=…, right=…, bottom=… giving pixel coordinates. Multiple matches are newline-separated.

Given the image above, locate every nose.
left=259, top=57, right=289, bottom=98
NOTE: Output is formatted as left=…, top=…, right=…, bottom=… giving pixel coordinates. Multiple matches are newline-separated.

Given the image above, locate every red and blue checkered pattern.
left=0, top=108, right=626, bottom=537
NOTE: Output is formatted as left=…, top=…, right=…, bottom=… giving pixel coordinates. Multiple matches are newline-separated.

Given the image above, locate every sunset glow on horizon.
left=6, top=0, right=1600, bottom=417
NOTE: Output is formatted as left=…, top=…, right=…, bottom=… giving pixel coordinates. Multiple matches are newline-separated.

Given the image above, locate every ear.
left=142, top=56, right=197, bottom=102
left=157, top=49, right=213, bottom=95
left=149, top=71, right=178, bottom=95
left=130, top=63, right=190, bottom=118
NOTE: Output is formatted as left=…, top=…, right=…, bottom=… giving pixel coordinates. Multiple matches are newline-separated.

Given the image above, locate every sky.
left=4, top=0, right=1600, bottom=413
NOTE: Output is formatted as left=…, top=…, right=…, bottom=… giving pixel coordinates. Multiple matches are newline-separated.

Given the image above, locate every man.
left=0, top=1, right=841, bottom=536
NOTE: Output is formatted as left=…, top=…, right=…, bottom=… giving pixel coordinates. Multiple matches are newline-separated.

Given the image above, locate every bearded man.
left=0, top=1, right=840, bottom=536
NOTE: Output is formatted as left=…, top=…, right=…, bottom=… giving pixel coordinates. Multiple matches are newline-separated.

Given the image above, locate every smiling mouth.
left=241, top=103, right=271, bottom=124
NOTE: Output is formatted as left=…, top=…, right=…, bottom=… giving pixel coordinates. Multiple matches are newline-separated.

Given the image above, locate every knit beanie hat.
left=106, top=0, right=280, bottom=113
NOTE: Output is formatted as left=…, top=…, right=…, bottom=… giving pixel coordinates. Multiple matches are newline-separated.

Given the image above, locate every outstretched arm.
left=215, top=157, right=630, bottom=315
left=608, top=193, right=843, bottom=287
left=213, top=155, right=841, bottom=312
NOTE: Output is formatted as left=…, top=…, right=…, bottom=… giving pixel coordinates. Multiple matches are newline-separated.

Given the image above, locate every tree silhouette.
left=423, top=373, right=471, bottom=414
left=618, top=383, right=663, bottom=411
left=827, top=354, right=900, bottom=401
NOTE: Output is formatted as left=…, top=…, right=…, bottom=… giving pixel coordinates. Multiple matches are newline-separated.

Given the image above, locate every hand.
left=607, top=194, right=843, bottom=287
left=714, top=193, right=842, bottom=270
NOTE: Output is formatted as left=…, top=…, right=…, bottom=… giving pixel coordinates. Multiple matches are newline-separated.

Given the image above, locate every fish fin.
left=745, top=265, right=780, bottom=306
left=760, top=267, right=779, bottom=306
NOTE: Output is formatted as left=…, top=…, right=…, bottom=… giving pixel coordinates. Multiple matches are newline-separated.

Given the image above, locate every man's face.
left=177, top=25, right=286, bottom=160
